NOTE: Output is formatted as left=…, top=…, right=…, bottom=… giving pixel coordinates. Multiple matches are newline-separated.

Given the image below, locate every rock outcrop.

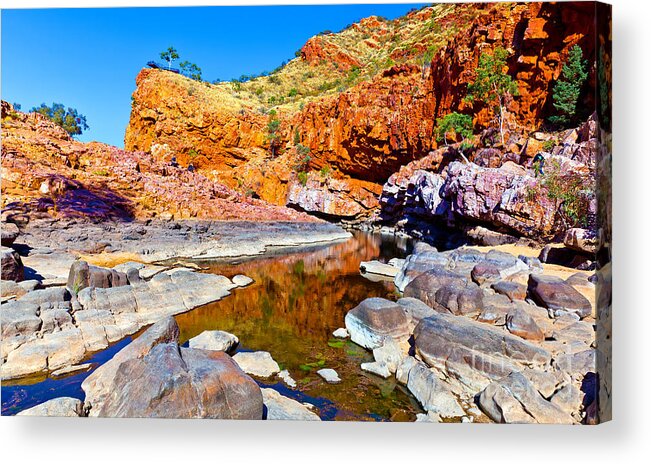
left=82, top=318, right=263, bottom=419
left=122, top=2, right=609, bottom=221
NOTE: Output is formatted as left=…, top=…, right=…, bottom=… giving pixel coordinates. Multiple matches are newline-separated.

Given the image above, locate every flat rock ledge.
left=1, top=262, right=250, bottom=380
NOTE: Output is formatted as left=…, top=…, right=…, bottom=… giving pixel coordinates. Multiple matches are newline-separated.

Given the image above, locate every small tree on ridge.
left=160, top=46, right=179, bottom=70
left=466, top=47, right=518, bottom=146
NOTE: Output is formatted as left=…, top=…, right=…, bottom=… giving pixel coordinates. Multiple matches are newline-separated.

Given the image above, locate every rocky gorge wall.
left=123, top=2, right=609, bottom=224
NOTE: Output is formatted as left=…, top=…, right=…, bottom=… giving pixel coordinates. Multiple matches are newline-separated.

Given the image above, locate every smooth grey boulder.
left=506, top=307, right=545, bottom=341
left=95, top=343, right=263, bottom=419
left=528, top=274, right=592, bottom=318
left=407, top=361, right=464, bottom=419
left=403, top=266, right=467, bottom=307
left=361, top=361, right=391, bottom=378
left=189, top=330, right=239, bottom=353
left=413, top=312, right=551, bottom=390
left=396, top=297, right=437, bottom=325
left=1, top=300, right=41, bottom=338
left=82, top=317, right=180, bottom=415
left=344, top=297, right=411, bottom=350
left=394, top=252, right=450, bottom=292
left=434, top=282, right=484, bottom=316
left=1, top=246, right=24, bottom=282
left=262, top=388, right=320, bottom=421
left=17, top=397, right=84, bottom=417
left=18, top=287, right=71, bottom=311
left=478, top=371, right=573, bottom=424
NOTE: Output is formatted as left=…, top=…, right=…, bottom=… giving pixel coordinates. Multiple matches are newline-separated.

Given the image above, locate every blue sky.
left=2, top=3, right=427, bottom=147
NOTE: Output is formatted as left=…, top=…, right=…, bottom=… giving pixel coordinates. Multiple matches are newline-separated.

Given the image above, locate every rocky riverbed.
left=0, top=219, right=351, bottom=382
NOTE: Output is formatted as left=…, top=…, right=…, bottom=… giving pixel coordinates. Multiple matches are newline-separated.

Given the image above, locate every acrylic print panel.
left=0, top=1, right=611, bottom=424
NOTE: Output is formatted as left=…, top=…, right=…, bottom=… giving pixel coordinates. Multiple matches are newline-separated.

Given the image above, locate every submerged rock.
left=332, top=327, right=349, bottom=339
left=232, top=351, right=280, bottom=378
left=317, top=368, right=341, bottom=384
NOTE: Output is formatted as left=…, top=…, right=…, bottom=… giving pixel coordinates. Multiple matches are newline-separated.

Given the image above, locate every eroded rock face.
left=478, top=371, right=573, bottom=424
left=122, top=2, right=607, bottom=220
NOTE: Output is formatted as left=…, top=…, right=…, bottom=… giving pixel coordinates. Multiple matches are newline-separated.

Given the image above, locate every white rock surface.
left=317, top=368, right=341, bottom=384
left=233, top=351, right=280, bottom=378
left=188, top=330, right=239, bottom=352
left=262, top=388, right=320, bottom=421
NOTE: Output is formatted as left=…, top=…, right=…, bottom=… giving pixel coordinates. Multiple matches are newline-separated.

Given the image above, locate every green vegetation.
left=180, top=61, right=202, bottom=81
left=549, top=45, right=588, bottom=127
left=542, top=139, right=556, bottom=152
left=297, top=171, right=309, bottom=186
left=528, top=159, right=594, bottom=228
left=435, top=112, right=474, bottom=161
left=188, top=148, right=200, bottom=158
left=266, top=115, right=281, bottom=156
left=160, top=46, right=179, bottom=70
left=92, top=169, right=109, bottom=176
left=466, top=47, right=518, bottom=145
left=319, top=165, right=331, bottom=178
left=30, top=103, right=89, bottom=136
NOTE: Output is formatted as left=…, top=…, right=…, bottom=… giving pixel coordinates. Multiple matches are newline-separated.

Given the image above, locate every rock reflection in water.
left=175, top=231, right=423, bottom=421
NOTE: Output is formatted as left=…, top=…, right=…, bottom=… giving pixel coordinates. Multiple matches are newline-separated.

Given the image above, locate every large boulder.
left=95, top=343, right=263, bottom=419
left=478, top=371, right=574, bottom=424
left=67, top=260, right=128, bottom=293
left=402, top=267, right=467, bottom=307
left=344, top=297, right=411, bottom=350
left=413, top=313, right=551, bottom=391
left=1, top=246, right=24, bottom=282
left=82, top=317, right=180, bottom=414
left=528, top=274, right=592, bottom=318
left=506, top=307, right=545, bottom=341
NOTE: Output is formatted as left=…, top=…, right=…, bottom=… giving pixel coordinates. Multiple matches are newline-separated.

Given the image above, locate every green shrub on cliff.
left=30, top=103, right=89, bottom=136
left=549, top=45, right=588, bottom=127
left=466, top=47, right=518, bottom=146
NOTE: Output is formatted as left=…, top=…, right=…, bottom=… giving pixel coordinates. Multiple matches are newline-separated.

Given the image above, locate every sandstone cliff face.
left=1, top=102, right=318, bottom=224
left=123, top=2, right=607, bottom=221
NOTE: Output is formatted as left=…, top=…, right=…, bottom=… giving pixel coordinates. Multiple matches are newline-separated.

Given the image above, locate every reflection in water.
left=2, top=232, right=423, bottom=421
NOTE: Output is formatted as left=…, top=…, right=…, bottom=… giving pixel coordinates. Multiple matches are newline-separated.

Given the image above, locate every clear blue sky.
left=2, top=4, right=426, bottom=147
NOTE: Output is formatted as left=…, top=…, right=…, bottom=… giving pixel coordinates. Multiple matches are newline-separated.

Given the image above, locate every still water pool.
left=3, top=231, right=427, bottom=421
